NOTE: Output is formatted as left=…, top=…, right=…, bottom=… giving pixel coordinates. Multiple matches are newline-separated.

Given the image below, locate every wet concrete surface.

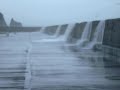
left=0, top=33, right=120, bottom=90
left=30, top=41, right=120, bottom=90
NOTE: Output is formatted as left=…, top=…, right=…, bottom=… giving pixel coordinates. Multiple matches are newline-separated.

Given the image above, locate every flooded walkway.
left=29, top=41, right=120, bottom=90
left=0, top=33, right=120, bottom=90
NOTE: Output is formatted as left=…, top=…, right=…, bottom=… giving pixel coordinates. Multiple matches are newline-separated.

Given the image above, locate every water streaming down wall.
left=39, top=26, right=58, bottom=40
left=65, top=21, right=105, bottom=50
left=63, top=22, right=92, bottom=51
left=58, top=24, right=68, bottom=36
left=53, top=25, right=61, bottom=38
left=39, top=26, right=63, bottom=42
left=40, top=24, right=69, bottom=42
left=33, top=20, right=105, bottom=51
left=41, top=26, right=61, bottom=39
left=39, top=27, right=45, bottom=38
left=33, top=24, right=73, bottom=42
left=76, top=22, right=92, bottom=47
left=62, top=23, right=75, bottom=41
left=33, top=25, right=65, bottom=43
left=87, top=20, right=105, bottom=49
left=40, top=27, right=45, bottom=34
left=29, top=18, right=119, bottom=52
left=67, top=22, right=86, bottom=43
left=44, top=25, right=58, bottom=36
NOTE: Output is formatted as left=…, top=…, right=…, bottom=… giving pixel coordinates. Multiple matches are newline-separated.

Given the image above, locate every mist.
left=0, top=0, right=120, bottom=26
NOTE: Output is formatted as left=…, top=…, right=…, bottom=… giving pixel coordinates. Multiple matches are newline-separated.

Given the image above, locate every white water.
left=36, top=24, right=75, bottom=43
left=33, top=24, right=75, bottom=43
left=44, top=25, right=61, bottom=39
left=32, top=21, right=105, bottom=50
left=61, top=23, right=75, bottom=41
left=64, top=22, right=92, bottom=48
left=33, top=26, right=62, bottom=43
left=93, top=20, right=105, bottom=43
left=34, top=27, right=53, bottom=40
left=40, top=27, right=46, bottom=38
left=38, top=26, right=61, bottom=40
left=76, top=22, right=92, bottom=46
left=87, top=20, right=105, bottom=49
left=40, top=27, right=46, bottom=36
left=53, top=25, right=61, bottom=37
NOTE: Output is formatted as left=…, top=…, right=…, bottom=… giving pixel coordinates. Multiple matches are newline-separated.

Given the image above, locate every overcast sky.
left=0, top=0, right=120, bottom=26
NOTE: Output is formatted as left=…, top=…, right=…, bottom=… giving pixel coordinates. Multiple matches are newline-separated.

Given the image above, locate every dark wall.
left=72, top=22, right=86, bottom=39
left=0, top=13, right=7, bottom=27
left=90, top=21, right=99, bottom=41
left=67, top=22, right=86, bottom=43
left=0, top=27, right=41, bottom=33
left=44, top=25, right=58, bottom=35
left=103, top=18, right=120, bottom=48
left=59, top=24, right=68, bottom=35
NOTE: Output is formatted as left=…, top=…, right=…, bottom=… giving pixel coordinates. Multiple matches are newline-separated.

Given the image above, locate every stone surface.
left=10, top=18, right=22, bottom=27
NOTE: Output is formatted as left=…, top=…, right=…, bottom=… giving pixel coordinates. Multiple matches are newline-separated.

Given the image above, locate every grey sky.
left=0, top=0, right=120, bottom=26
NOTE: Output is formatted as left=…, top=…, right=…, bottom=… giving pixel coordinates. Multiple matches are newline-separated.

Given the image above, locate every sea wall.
left=0, top=27, right=41, bottom=32
left=59, top=24, right=68, bottom=36
left=102, top=18, right=120, bottom=56
left=89, top=21, right=99, bottom=41
left=0, top=12, right=120, bottom=56
left=67, top=22, right=86, bottom=43
left=103, top=18, right=120, bottom=48
left=44, top=25, right=58, bottom=35
left=66, top=21, right=100, bottom=44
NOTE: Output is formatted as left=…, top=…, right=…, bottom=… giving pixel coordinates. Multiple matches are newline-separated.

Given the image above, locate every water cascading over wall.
left=42, top=25, right=61, bottom=39
left=67, top=22, right=87, bottom=43
left=53, top=25, right=61, bottom=38
left=89, top=21, right=100, bottom=41
left=65, top=22, right=92, bottom=47
left=62, top=23, right=75, bottom=42
left=40, top=27, right=45, bottom=34
left=43, top=25, right=58, bottom=36
left=58, top=24, right=68, bottom=36
left=25, top=18, right=120, bottom=53
left=64, top=20, right=106, bottom=50
left=63, top=22, right=92, bottom=51
left=40, top=24, right=68, bottom=38
left=87, top=20, right=105, bottom=49
left=52, top=24, right=69, bottom=39
left=38, top=25, right=59, bottom=40
left=35, top=19, right=112, bottom=51
left=76, top=21, right=92, bottom=47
